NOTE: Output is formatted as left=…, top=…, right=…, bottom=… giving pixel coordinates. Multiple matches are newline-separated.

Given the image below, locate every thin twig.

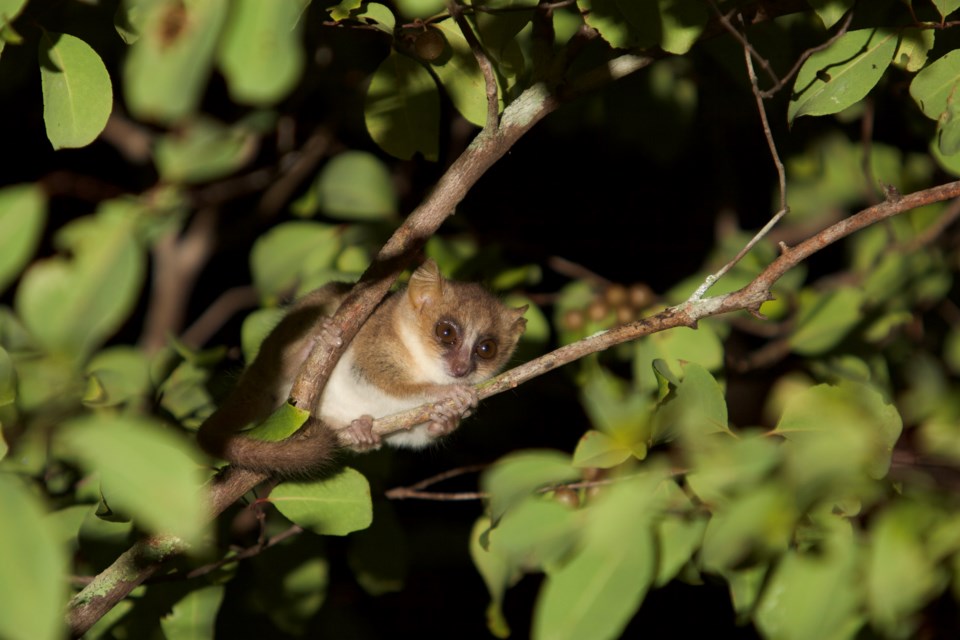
left=688, top=16, right=789, bottom=302
left=760, top=11, right=854, bottom=98
left=449, top=1, right=500, bottom=128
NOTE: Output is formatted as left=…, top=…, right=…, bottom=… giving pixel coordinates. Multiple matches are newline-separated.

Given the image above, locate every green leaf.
left=394, top=0, right=445, bottom=19
left=806, top=0, right=853, bottom=29
left=658, top=0, right=707, bottom=55
left=494, top=497, right=580, bottom=572
left=633, top=323, right=724, bottom=392
left=0, top=346, right=14, bottom=407
left=315, top=151, right=397, bottom=220
left=160, top=585, right=225, bottom=640
left=932, top=0, right=960, bottom=19
left=0, top=0, right=28, bottom=25
left=579, top=367, right=652, bottom=444
left=0, top=184, right=46, bottom=295
left=938, top=99, right=960, bottom=155
left=327, top=0, right=362, bottom=21
left=653, top=362, right=730, bottom=444
left=347, top=505, right=408, bottom=595
left=38, top=32, right=113, bottom=150
left=217, top=0, right=307, bottom=105
left=15, top=205, right=145, bottom=361
left=754, top=530, right=863, bottom=640
left=0, top=474, right=68, bottom=640
left=431, top=21, right=491, bottom=127
left=270, top=467, right=373, bottom=536
left=154, top=118, right=257, bottom=184
left=470, top=517, right=515, bottom=638
left=577, top=0, right=658, bottom=50
left=246, top=401, right=310, bottom=442
left=910, top=49, right=960, bottom=120
left=700, top=483, right=798, bottom=572
left=572, top=430, right=634, bottom=468
left=482, top=450, right=579, bottom=521
left=788, top=287, right=865, bottom=355
left=893, top=28, right=934, bottom=73
left=250, top=221, right=340, bottom=298
left=684, top=433, right=782, bottom=506
left=654, top=480, right=706, bottom=585
left=355, top=3, right=395, bottom=32
left=364, top=51, right=440, bottom=161
left=788, top=28, right=897, bottom=123
left=83, top=346, right=151, bottom=407
left=532, top=472, right=665, bottom=640
left=241, top=307, right=285, bottom=364
left=56, top=414, right=208, bottom=545
left=866, top=503, right=946, bottom=637
left=123, top=0, right=228, bottom=124
left=773, top=382, right=902, bottom=499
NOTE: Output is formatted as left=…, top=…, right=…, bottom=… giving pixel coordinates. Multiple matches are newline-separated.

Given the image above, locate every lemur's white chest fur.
left=318, top=318, right=463, bottom=449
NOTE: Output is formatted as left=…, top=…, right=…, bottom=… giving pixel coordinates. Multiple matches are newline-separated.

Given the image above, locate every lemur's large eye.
left=474, top=338, right=498, bottom=360
left=435, top=321, right=459, bottom=345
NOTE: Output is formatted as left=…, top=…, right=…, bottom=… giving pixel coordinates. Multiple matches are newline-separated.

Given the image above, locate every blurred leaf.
left=654, top=482, right=707, bottom=586
left=910, top=49, right=960, bottom=120
left=754, top=530, right=863, bottom=640
left=482, top=450, right=579, bottom=521
left=241, top=307, right=284, bottom=364
left=15, top=205, right=145, bottom=361
left=573, top=430, right=634, bottom=468
left=394, top=0, right=445, bottom=19
left=493, top=497, right=579, bottom=572
left=532, top=472, right=666, bottom=640
left=774, top=382, right=901, bottom=503
left=866, top=503, right=947, bottom=637
left=250, top=221, right=340, bottom=298
left=348, top=504, right=407, bottom=595
left=270, top=467, right=373, bottom=536
left=684, top=432, right=781, bottom=506
left=160, top=585, right=225, bottom=640
left=579, top=367, right=651, bottom=447
left=57, top=414, right=208, bottom=545
left=0, top=474, right=68, bottom=640
left=217, top=0, right=307, bottom=105
left=806, top=0, right=853, bottom=29
left=0, top=346, right=13, bottom=407
left=470, top=517, right=515, bottom=638
left=0, top=0, right=28, bottom=26
left=658, top=0, right=707, bottom=55
left=700, top=483, right=797, bottom=572
left=38, top=31, right=112, bottom=149
left=577, top=0, right=658, bottom=49
left=327, top=0, right=362, bottom=21
left=83, top=347, right=151, bottom=407
left=0, top=184, right=45, bottom=295
left=154, top=118, right=257, bottom=183
left=315, top=151, right=397, bottom=220
left=123, top=0, right=228, bottom=123
left=788, top=29, right=897, bottom=122
left=158, top=359, right=215, bottom=428
left=365, top=51, right=440, bottom=161
left=788, top=287, right=865, bottom=355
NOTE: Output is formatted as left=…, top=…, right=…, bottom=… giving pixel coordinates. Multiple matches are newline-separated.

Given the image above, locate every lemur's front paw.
left=340, top=415, right=382, bottom=452
left=427, top=384, right=478, bottom=437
